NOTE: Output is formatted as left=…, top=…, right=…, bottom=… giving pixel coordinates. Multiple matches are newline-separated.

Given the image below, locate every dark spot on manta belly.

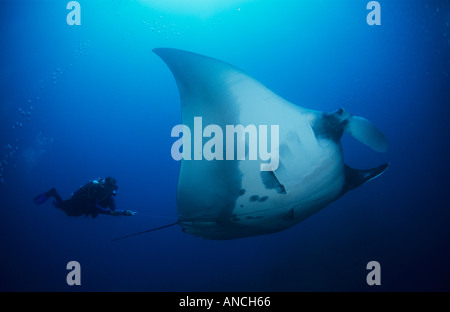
left=260, top=171, right=287, bottom=194
left=312, top=111, right=345, bottom=142
left=246, top=215, right=264, bottom=219
left=249, top=195, right=269, bottom=202
left=258, top=196, right=269, bottom=202
left=239, top=189, right=246, bottom=196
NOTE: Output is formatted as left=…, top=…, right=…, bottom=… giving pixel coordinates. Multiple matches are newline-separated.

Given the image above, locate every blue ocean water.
left=0, top=0, right=449, bottom=292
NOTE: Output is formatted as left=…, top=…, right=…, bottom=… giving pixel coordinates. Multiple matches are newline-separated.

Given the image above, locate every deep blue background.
left=1, top=0, right=449, bottom=291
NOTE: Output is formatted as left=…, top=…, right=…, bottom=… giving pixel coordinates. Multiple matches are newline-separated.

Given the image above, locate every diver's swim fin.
left=33, top=192, right=50, bottom=205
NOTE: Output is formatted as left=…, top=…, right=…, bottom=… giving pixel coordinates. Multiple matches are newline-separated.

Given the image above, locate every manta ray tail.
left=343, top=163, right=389, bottom=194
left=111, top=222, right=179, bottom=241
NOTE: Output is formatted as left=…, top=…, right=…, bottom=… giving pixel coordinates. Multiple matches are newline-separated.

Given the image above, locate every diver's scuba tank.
left=70, top=178, right=102, bottom=200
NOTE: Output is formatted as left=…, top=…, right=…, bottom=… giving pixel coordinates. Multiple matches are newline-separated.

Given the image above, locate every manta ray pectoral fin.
left=154, top=47, right=304, bottom=221
left=343, top=163, right=389, bottom=194
left=344, top=116, right=389, bottom=153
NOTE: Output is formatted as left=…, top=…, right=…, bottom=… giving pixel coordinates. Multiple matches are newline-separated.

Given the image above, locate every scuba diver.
left=33, top=177, right=136, bottom=217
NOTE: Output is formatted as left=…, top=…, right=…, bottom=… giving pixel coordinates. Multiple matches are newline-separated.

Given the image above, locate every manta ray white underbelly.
left=151, top=48, right=389, bottom=240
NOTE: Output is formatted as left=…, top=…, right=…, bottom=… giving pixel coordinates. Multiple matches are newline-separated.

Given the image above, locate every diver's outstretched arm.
left=95, top=202, right=136, bottom=216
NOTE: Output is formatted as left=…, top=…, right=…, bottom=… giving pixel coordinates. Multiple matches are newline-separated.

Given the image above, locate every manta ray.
left=114, top=48, right=389, bottom=241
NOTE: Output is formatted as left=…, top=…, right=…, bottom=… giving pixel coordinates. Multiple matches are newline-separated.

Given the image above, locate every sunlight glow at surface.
left=139, top=0, right=252, bottom=16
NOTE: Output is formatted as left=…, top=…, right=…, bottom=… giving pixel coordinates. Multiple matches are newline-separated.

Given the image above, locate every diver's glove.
left=110, top=210, right=122, bottom=216
left=123, top=210, right=137, bottom=216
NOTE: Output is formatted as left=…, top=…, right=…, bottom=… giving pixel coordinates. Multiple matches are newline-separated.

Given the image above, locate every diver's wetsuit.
left=35, top=179, right=127, bottom=217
